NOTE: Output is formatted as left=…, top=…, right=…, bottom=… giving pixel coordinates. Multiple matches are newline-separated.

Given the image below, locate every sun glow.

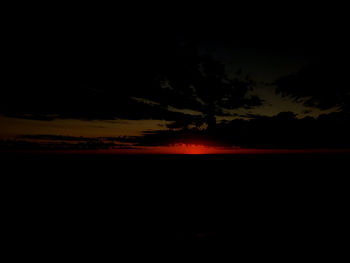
left=165, top=144, right=228, bottom=154
left=18, top=146, right=350, bottom=155
left=124, top=143, right=241, bottom=154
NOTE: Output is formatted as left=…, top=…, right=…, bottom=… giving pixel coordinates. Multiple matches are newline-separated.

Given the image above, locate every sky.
left=1, top=6, right=349, bottom=153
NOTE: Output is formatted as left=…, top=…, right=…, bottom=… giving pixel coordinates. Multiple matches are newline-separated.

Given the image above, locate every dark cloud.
left=0, top=135, right=131, bottom=151
left=218, top=111, right=350, bottom=148
left=3, top=5, right=349, bottom=151
left=116, top=111, right=350, bottom=149
left=116, top=130, right=232, bottom=149
left=0, top=88, right=194, bottom=122
left=20, top=135, right=101, bottom=142
left=275, top=59, right=350, bottom=112
left=11, top=111, right=345, bottom=151
left=0, top=139, right=121, bottom=151
left=2, top=14, right=266, bottom=127
left=150, top=49, right=264, bottom=128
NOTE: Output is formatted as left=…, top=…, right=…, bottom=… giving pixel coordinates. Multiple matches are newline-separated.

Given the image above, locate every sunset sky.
left=1, top=7, right=349, bottom=153
left=3, top=6, right=350, bottom=263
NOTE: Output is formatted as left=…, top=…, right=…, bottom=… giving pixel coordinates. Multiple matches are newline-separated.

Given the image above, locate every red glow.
left=122, top=144, right=241, bottom=154
left=148, top=144, right=235, bottom=154
left=108, top=145, right=350, bottom=155
left=4, top=146, right=350, bottom=155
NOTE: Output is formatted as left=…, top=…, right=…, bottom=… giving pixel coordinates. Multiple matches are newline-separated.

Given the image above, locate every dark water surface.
left=2, top=153, right=349, bottom=260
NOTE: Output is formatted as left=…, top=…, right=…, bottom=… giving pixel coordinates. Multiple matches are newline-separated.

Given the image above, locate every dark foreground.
left=1, top=153, right=349, bottom=260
